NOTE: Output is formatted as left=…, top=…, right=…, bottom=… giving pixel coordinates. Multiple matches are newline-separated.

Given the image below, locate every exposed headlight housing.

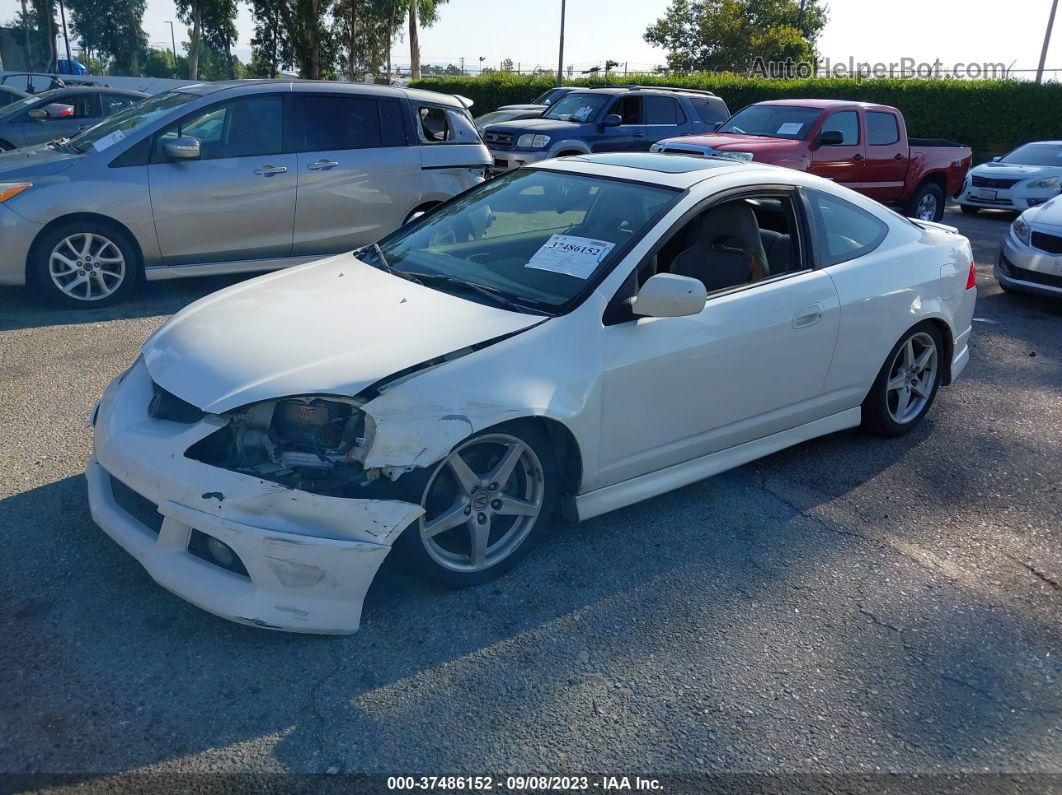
left=649, top=143, right=662, bottom=152
left=0, top=182, right=31, bottom=202
left=1012, top=215, right=1032, bottom=245
left=1026, top=176, right=1060, bottom=191
left=715, top=151, right=754, bottom=162
left=516, top=134, right=551, bottom=149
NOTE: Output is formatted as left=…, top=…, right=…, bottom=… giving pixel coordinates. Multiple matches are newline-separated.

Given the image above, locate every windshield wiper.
left=48, top=137, right=78, bottom=153
left=406, top=271, right=536, bottom=315
left=354, top=243, right=424, bottom=285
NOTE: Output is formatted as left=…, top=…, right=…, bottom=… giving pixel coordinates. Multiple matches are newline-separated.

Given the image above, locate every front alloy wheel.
left=49, top=232, right=126, bottom=302
left=397, top=426, right=557, bottom=587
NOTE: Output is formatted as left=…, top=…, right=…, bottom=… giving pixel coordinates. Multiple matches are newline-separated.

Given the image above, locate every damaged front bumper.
left=87, top=359, right=424, bottom=634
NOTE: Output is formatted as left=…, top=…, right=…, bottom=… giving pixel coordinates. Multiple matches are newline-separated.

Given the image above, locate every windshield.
left=542, top=93, right=609, bottom=123
left=999, top=143, right=1062, bottom=167
left=369, top=169, right=678, bottom=312
left=718, top=105, right=822, bottom=139
left=0, top=91, right=53, bottom=119
left=70, top=90, right=196, bottom=153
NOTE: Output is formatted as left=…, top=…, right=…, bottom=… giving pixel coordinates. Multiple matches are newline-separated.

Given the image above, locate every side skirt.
left=575, top=407, right=862, bottom=522
left=143, top=255, right=322, bottom=282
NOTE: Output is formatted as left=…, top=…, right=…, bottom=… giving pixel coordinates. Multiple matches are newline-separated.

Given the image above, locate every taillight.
left=57, top=106, right=73, bottom=117
left=965, top=260, right=976, bottom=289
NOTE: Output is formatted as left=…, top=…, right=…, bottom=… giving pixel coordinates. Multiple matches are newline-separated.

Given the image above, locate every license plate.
left=972, top=188, right=997, bottom=200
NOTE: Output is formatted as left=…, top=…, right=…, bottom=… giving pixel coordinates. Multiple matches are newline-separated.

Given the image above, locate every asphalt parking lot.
left=1, top=206, right=1059, bottom=779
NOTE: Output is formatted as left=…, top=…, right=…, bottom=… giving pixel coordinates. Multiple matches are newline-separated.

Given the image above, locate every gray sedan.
left=0, top=80, right=491, bottom=306
left=0, top=86, right=147, bottom=150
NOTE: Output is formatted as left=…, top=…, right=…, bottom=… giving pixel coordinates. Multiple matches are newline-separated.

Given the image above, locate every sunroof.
left=567, top=152, right=741, bottom=173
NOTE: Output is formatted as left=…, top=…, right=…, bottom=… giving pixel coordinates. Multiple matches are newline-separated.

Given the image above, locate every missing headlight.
left=186, top=396, right=393, bottom=498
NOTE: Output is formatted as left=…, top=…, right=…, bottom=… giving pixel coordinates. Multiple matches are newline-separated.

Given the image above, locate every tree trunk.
left=225, top=37, right=234, bottom=79
left=189, top=1, right=201, bottom=80
left=347, top=0, right=356, bottom=80
left=408, top=0, right=420, bottom=80
left=309, top=0, right=320, bottom=79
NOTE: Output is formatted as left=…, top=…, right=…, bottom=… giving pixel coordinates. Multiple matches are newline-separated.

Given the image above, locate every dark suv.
left=482, top=86, right=730, bottom=173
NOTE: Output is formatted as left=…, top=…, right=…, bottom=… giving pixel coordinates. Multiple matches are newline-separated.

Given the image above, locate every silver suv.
left=0, top=80, right=491, bottom=306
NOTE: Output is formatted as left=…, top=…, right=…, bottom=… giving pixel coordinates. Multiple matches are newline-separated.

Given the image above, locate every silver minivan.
left=0, top=80, right=492, bottom=306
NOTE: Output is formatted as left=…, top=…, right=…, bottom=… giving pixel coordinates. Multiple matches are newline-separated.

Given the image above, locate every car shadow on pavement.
left=2, top=421, right=1058, bottom=774
left=0, top=275, right=251, bottom=333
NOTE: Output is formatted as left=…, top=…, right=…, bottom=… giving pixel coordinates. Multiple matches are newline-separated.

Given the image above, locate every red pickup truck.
left=653, top=99, right=972, bottom=222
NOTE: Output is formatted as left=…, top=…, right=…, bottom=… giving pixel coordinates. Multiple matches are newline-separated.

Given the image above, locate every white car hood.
left=974, top=162, right=1062, bottom=180
left=143, top=255, right=543, bottom=414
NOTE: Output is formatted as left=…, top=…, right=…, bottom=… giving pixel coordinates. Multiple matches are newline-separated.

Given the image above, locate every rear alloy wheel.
left=396, top=426, right=557, bottom=587
left=30, top=222, right=138, bottom=307
left=862, top=325, right=943, bottom=437
left=906, top=182, right=945, bottom=222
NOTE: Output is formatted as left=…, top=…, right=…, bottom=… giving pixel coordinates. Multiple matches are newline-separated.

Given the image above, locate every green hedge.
left=411, top=73, right=1062, bottom=164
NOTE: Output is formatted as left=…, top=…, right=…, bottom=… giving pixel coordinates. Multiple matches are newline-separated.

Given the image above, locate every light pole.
left=165, top=20, right=178, bottom=77
left=478, top=56, right=485, bottom=75
left=1036, top=0, right=1059, bottom=84
left=556, top=0, right=566, bottom=86
left=58, top=0, right=72, bottom=65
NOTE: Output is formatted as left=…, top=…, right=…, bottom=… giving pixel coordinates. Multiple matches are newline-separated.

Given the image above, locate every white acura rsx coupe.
left=88, top=152, right=977, bottom=634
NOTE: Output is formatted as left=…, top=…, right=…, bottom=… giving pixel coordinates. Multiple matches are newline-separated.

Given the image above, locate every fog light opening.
left=188, top=529, right=250, bottom=577
left=207, top=537, right=235, bottom=567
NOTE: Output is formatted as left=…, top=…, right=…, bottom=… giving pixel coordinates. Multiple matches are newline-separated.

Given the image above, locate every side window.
left=153, top=95, right=283, bottom=161
left=644, top=96, right=684, bottom=125
left=609, top=96, right=642, bottom=125
left=690, top=99, right=727, bottom=125
left=807, top=189, right=888, bottom=265
left=69, top=93, right=99, bottom=118
left=652, top=194, right=803, bottom=294
left=444, top=108, right=480, bottom=143
left=102, top=94, right=138, bottom=116
left=379, top=100, right=407, bottom=146
left=418, top=106, right=450, bottom=142
left=821, top=110, right=859, bottom=145
left=867, top=111, right=900, bottom=146
left=303, top=95, right=383, bottom=150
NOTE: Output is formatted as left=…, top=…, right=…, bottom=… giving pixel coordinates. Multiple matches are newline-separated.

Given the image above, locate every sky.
left=4, top=0, right=1061, bottom=79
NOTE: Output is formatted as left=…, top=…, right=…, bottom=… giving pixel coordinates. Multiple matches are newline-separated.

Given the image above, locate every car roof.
left=753, top=98, right=897, bottom=111
left=560, top=86, right=717, bottom=99
left=528, top=151, right=775, bottom=189
left=180, top=79, right=467, bottom=108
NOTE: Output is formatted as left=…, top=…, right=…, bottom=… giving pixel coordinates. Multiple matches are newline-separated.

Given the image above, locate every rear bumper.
left=0, top=203, right=40, bottom=286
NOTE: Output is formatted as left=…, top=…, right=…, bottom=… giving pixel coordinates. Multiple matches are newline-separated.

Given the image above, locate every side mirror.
left=27, top=108, right=48, bottom=121
left=631, top=273, right=707, bottom=318
left=163, top=136, right=201, bottom=160
left=602, top=113, right=622, bottom=128
left=817, top=130, right=844, bottom=146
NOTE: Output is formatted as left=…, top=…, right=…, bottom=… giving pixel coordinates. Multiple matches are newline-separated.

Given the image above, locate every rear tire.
left=960, top=204, right=980, bottom=216
left=862, top=323, right=944, bottom=437
left=394, top=422, right=558, bottom=588
left=28, top=220, right=140, bottom=308
left=905, top=182, right=945, bottom=222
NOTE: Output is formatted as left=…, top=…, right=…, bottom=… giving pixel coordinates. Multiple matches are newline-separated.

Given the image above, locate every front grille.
left=972, top=175, right=1020, bottom=189
left=483, top=130, right=514, bottom=150
left=148, top=381, right=204, bottom=423
left=1031, top=231, right=1062, bottom=255
left=1011, top=264, right=1062, bottom=289
left=109, top=475, right=163, bottom=534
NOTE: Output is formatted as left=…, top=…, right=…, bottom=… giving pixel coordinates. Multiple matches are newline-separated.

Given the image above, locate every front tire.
left=394, top=423, right=558, bottom=588
left=29, top=220, right=139, bottom=308
left=906, top=182, right=945, bottom=222
left=862, top=323, right=944, bottom=437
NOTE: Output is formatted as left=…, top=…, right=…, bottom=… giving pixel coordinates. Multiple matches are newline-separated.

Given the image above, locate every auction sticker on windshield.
left=92, top=129, right=126, bottom=152
left=777, top=122, right=804, bottom=135
left=526, top=234, right=615, bottom=279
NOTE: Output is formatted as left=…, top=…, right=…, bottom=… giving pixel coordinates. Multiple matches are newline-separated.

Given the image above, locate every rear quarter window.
left=807, top=189, right=889, bottom=266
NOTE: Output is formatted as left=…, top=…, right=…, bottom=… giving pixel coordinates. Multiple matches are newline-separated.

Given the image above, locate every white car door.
left=595, top=189, right=841, bottom=488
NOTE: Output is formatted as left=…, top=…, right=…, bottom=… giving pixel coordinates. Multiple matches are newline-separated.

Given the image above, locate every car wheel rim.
left=419, top=433, right=544, bottom=573
left=916, top=193, right=938, bottom=220
left=49, top=232, right=125, bottom=301
left=886, top=331, right=938, bottom=424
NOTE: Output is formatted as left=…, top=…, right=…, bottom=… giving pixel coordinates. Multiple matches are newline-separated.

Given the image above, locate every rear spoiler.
left=912, top=218, right=959, bottom=234
left=452, top=94, right=474, bottom=110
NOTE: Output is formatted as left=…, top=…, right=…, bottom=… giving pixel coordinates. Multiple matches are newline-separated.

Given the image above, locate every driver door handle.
left=307, top=159, right=340, bottom=171
left=852, top=154, right=864, bottom=161
left=793, top=303, right=824, bottom=328
left=254, top=165, right=287, bottom=177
